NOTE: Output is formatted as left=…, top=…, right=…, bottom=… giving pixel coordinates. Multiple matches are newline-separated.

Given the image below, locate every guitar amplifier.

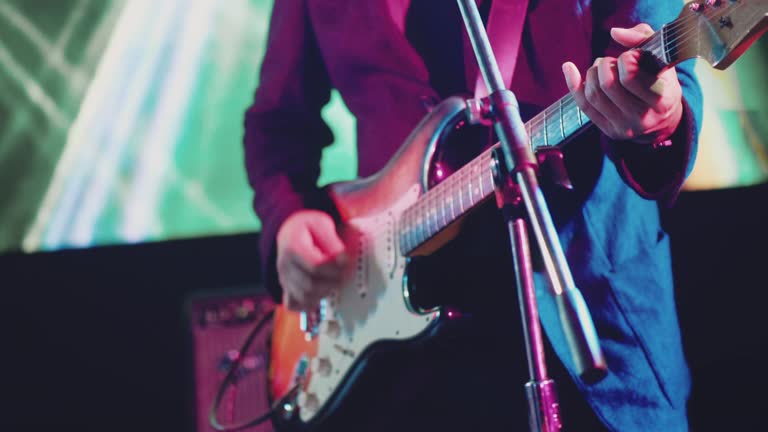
left=187, top=289, right=276, bottom=432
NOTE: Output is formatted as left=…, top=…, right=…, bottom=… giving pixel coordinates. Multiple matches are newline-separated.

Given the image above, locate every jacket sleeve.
left=244, top=0, right=334, bottom=301
left=592, top=0, right=703, bottom=206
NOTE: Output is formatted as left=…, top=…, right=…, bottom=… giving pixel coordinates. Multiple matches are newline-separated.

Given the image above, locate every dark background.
left=1, top=183, right=766, bottom=431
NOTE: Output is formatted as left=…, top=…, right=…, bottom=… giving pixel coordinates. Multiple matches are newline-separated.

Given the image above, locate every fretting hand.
left=562, top=23, right=683, bottom=146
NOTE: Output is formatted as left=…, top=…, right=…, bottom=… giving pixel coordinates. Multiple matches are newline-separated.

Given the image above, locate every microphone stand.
left=456, top=1, right=607, bottom=430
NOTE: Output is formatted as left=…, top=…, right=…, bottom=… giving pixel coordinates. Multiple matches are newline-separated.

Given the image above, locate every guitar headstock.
left=667, top=0, right=768, bottom=70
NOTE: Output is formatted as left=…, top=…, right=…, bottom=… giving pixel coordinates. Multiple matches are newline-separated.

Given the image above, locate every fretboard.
left=398, top=28, right=671, bottom=256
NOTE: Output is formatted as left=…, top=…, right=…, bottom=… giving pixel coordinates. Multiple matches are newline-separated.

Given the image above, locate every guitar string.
left=524, top=2, right=746, bottom=138
left=431, top=5, right=741, bottom=158
left=658, top=1, right=745, bottom=46
left=400, top=152, right=495, bottom=249
left=653, top=2, right=746, bottom=58
left=400, top=2, right=750, bottom=240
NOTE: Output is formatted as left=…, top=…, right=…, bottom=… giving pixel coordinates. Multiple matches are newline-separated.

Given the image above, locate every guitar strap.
left=469, top=0, right=530, bottom=98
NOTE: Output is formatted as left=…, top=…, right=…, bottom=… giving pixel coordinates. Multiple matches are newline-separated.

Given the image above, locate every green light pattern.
left=0, top=0, right=764, bottom=253
left=0, top=0, right=356, bottom=253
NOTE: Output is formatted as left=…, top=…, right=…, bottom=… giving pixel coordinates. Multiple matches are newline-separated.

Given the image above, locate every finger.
left=610, top=23, right=654, bottom=48
left=289, top=229, right=346, bottom=278
left=281, top=267, right=336, bottom=307
left=584, top=59, right=625, bottom=137
left=562, top=61, right=583, bottom=92
left=283, top=292, right=304, bottom=312
left=616, top=50, right=676, bottom=108
left=278, top=263, right=309, bottom=298
left=597, top=57, right=646, bottom=122
left=307, top=214, right=347, bottom=262
left=291, top=250, right=347, bottom=280
left=280, top=270, right=309, bottom=311
left=563, top=61, right=615, bottom=139
left=285, top=256, right=344, bottom=295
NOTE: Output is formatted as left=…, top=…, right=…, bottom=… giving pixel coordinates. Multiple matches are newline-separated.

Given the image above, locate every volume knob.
left=320, top=319, right=341, bottom=339
left=311, top=356, right=332, bottom=376
left=297, top=391, right=319, bottom=412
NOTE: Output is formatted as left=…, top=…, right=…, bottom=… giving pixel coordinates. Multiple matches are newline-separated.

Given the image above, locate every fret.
left=402, top=209, right=410, bottom=252
left=548, top=106, right=562, bottom=146
left=428, top=192, right=437, bottom=238
left=440, top=184, right=448, bottom=229
left=439, top=186, right=447, bottom=231
left=576, top=104, right=583, bottom=127
left=467, top=162, right=474, bottom=202
left=415, top=204, right=425, bottom=244
left=657, top=26, right=670, bottom=66
left=435, top=188, right=442, bottom=231
left=417, top=212, right=427, bottom=244
left=473, top=160, right=482, bottom=202
left=562, top=100, right=578, bottom=131
left=465, top=163, right=473, bottom=205
left=412, top=206, right=420, bottom=245
left=448, top=179, right=457, bottom=221
left=432, top=190, right=440, bottom=234
left=412, top=204, right=419, bottom=238
left=558, top=98, right=566, bottom=141
left=423, top=193, right=431, bottom=238
left=467, top=161, right=475, bottom=205
left=412, top=208, right=419, bottom=248
left=400, top=231, right=413, bottom=255
left=530, top=116, right=544, bottom=150
left=420, top=200, right=428, bottom=241
left=478, top=159, right=486, bottom=198
left=404, top=227, right=412, bottom=255
left=467, top=163, right=475, bottom=206
left=563, top=100, right=581, bottom=138
left=486, top=166, right=495, bottom=195
left=401, top=210, right=409, bottom=252
left=451, top=171, right=464, bottom=214
left=458, top=169, right=466, bottom=213
left=405, top=214, right=414, bottom=251
left=410, top=208, right=418, bottom=251
left=526, top=118, right=533, bottom=150
left=460, top=169, right=468, bottom=209
left=543, top=110, right=549, bottom=146
left=431, top=188, right=438, bottom=234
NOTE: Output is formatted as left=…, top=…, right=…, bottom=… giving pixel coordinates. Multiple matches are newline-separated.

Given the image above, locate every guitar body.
left=268, top=97, right=470, bottom=429
left=267, top=1, right=768, bottom=426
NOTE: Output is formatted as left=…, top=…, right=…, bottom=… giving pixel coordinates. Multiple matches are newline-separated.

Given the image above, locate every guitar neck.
left=397, top=95, right=591, bottom=256
left=397, top=28, right=678, bottom=256
left=399, top=0, right=768, bottom=256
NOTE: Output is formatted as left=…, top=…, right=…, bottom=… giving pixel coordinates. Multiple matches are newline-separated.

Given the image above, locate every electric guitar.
left=268, top=1, right=768, bottom=428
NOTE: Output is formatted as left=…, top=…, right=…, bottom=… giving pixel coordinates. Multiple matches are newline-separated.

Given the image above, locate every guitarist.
left=244, top=1, right=702, bottom=431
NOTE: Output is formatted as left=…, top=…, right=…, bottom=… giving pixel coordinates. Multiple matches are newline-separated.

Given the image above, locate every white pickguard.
left=297, top=184, right=439, bottom=421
